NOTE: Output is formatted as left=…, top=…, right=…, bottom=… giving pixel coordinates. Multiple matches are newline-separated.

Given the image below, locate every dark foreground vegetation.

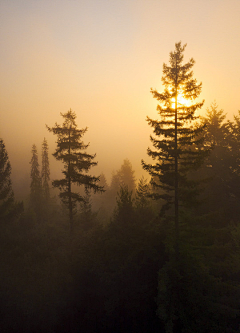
left=1, top=43, right=240, bottom=332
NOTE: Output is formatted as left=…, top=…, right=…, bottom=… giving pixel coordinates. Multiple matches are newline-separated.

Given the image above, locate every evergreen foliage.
left=199, top=103, right=240, bottom=224
left=203, top=102, right=227, bottom=146
left=29, top=144, right=42, bottom=214
left=0, top=139, right=15, bottom=221
left=142, top=42, right=208, bottom=255
left=41, top=137, right=50, bottom=201
left=47, top=109, right=103, bottom=231
left=2, top=45, right=240, bottom=333
left=135, top=176, right=151, bottom=209
left=114, top=185, right=134, bottom=223
left=110, top=159, right=136, bottom=195
left=103, top=159, right=136, bottom=218
left=118, top=158, right=136, bottom=192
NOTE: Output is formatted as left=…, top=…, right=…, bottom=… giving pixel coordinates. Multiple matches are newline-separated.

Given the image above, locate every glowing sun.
left=171, top=92, right=191, bottom=108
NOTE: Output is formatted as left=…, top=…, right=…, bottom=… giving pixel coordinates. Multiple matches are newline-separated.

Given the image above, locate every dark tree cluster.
left=1, top=42, right=240, bottom=333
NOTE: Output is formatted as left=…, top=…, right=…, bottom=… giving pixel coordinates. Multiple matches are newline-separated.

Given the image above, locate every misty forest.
left=1, top=42, right=240, bottom=333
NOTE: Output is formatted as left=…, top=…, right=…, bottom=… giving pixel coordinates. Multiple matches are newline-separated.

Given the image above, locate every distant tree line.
left=1, top=42, right=240, bottom=332
left=29, top=138, right=50, bottom=221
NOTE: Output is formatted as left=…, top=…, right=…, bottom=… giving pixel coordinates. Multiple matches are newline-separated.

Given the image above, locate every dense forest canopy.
left=1, top=43, right=240, bottom=333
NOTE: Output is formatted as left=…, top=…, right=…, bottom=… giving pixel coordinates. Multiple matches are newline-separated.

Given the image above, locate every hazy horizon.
left=1, top=0, right=239, bottom=199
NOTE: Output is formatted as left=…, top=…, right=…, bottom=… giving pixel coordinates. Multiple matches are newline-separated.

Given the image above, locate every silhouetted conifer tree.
left=110, top=159, right=136, bottom=194
left=41, top=137, right=50, bottom=201
left=203, top=102, right=227, bottom=146
left=142, top=42, right=207, bottom=257
left=0, top=139, right=15, bottom=221
left=30, top=144, right=42, bottom=214
left=47, top=109, right=103, bottom=232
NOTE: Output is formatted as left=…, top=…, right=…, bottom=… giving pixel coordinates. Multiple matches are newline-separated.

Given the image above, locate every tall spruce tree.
left=47, top=109, right=103, bottom=231
left=142, top=42, right=207, bottom=257
left=41, top=137, right=50, bottom=201
left=0, top=139, right=15, bottom=221
left=30, top=144, right=42, bottom=214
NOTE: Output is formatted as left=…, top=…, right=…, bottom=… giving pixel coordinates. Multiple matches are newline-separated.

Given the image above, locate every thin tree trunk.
left=68, top=126, right=73, bottom=233
left=174, top=88, right=179, bottom=260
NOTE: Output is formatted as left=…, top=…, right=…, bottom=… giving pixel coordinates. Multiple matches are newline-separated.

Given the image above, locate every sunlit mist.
left=0, top=0, right=239, bottom=193
left=1, top=1, right=240, bottom=332
left=171, top=91, right=192, bottom=109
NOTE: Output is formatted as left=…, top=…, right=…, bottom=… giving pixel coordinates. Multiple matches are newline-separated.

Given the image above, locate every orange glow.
left=0, top=0, right=239, bottom=192
left=171, top=92, right=191, bottom=109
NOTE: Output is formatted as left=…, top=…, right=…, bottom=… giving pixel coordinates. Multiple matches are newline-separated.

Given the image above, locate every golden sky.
left=0, top=0, right=240, bottom=193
